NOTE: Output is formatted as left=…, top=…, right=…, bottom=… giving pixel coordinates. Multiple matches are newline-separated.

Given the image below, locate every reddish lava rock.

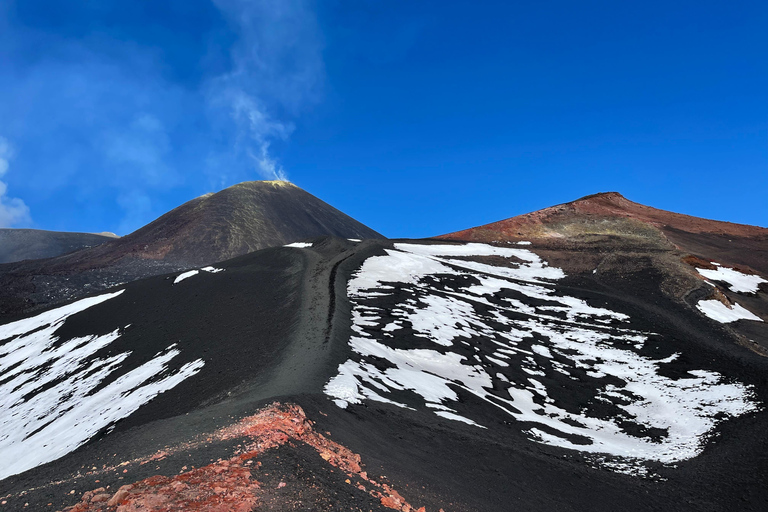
left=439, top=192, right=768, bottom=242
left=62, top=403, right=422, bottom=512
left=65, top=462, right=259, bottom=512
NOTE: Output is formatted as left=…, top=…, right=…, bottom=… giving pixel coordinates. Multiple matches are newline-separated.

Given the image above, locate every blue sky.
left=0, top=1, right=765, bottom=237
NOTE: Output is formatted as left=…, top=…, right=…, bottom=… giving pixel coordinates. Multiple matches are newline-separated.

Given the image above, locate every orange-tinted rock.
left=106, top=487, right=130, bottom=507
left=381, top=496, right=402, bottom=509
left=62, top=403, right=424, bottom=512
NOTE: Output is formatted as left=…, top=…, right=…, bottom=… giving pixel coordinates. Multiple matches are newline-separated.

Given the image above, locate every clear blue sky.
left=0, top=1, right=765, bottom=237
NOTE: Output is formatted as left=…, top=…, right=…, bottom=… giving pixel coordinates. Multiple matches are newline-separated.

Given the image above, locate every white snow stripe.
left=173, top=270, right=199, bottom=284
left=0, top=290, right=205, bottom=480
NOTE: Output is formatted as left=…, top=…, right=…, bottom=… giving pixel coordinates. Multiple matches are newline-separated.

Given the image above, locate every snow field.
left=696, top=265, right=766, bottom=294
left=0, top=290, right=205, bottom=480
left=325, top=243, right=759, bottom=474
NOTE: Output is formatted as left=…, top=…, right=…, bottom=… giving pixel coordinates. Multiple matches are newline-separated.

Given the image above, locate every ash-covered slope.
left=74, top=180, right=383, bottom=268
left=1, top=236, right=767, bottom=512
left=438, top=192, right=768, bottom=356
left=0, top=181, right=383, bottom=318
left=0, top=229, right=116, bottom=264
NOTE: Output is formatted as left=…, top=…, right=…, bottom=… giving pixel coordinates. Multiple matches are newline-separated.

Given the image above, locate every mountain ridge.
left=0, top=180, right=384, bottom=318
left=440, top=191, right=767, bottom=241
left=0, top=228, right=117, bottom=264
left=437, top=191, right=768, bottom=278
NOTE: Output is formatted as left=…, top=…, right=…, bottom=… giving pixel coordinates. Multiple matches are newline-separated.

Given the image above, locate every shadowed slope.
left=0, top=229, right=116, bottom=264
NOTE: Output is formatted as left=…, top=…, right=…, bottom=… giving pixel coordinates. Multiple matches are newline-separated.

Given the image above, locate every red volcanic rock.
left=381, top=496, right=401, bottom=509
left=65, top=462, right=259, bottom=512
left=62, top=403, right=421, bottom=512
left=438, top=191, right=768, bottom=277
left=106, top=486, right=131, bottom=507
left=439, top=192, right=767, bottom=241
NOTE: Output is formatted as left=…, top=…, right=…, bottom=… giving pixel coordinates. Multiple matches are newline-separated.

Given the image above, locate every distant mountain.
left=438, top=191, right=768, bottom=356
left=77, top=180, right=384, bottom=268
left=438, top=191, right=768, bottom=275
left=0, top=180, right=384, bottom=318
left=0, top=228, right=116, bottom=264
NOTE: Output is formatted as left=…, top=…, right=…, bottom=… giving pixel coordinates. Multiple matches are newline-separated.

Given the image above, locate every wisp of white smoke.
left=210, top=0, right=323, bottom=182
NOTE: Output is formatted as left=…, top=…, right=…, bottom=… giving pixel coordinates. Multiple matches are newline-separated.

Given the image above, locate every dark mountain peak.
left=0, top=180, right=384, bottom=317
left=89, top=179, right=384, bottom=267
left=230, top=179, right=296, bottom=189
left=573, top=191, right=626, bottom=202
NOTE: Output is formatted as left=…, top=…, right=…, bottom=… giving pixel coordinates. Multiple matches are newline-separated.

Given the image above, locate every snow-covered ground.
left=173, top=266, right=225, bottom=284
left=326, top=242, right=759, bottom=475
left=694, top=263, right=764, bottom=323
left=0, top=291, right=205, bottom=480
left=696, top=300, right=762, bottom=323
left=697, top=265, right=766, bottom=294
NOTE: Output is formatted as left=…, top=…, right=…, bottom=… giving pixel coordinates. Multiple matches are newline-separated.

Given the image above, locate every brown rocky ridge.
left=60, top=403, right=423, bottom=512
left=438, top=191, right=768, bottom=354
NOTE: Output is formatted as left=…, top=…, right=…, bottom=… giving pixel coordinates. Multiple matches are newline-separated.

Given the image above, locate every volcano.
left=0, top=181, right=383, bottom=318
left=439, top=191, right=768, bottom=274
left=0, top=193, right=766, bottom=512
left=438, top=192, right=768, bottom=356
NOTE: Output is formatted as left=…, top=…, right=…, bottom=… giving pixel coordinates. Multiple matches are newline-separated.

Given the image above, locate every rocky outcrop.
left=62, top=403, right=422, bottom=512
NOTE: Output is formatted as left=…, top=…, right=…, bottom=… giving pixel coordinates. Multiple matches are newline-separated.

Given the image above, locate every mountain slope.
left=0, top=229, right=116, bottom=264
left=1, top=235, right=766, bottom=511
left=438, top=191, right=768, bottom=275
left=68, top=180, right=384, bottom=268
left=437, top=192, right=768, bottom=356
left=0, top=181, right=384, bottom=318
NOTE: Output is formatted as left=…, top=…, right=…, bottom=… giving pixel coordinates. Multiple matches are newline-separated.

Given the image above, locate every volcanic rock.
left=438, top=191, right=768, bottom=275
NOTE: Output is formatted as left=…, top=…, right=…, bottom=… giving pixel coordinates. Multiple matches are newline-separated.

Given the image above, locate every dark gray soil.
left=1, top=237, right=766, bottom=511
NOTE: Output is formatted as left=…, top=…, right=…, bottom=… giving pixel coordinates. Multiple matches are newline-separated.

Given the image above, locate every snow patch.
left=0, top=291, right=204, bottom=480
left=173, top=266, right=225, bottom=284
left=696, top=300, right=762, bottom=323
left=434, top=410, right=486, bottom=428
left=284, top=242, right=313, bottom=248
left=174, top=270, right=199, bottom=284
left=697, top=266, right=766, bottom=294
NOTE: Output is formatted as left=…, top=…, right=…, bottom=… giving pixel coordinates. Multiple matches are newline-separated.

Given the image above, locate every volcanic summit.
left=0, top=180, right=384, bottom=317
